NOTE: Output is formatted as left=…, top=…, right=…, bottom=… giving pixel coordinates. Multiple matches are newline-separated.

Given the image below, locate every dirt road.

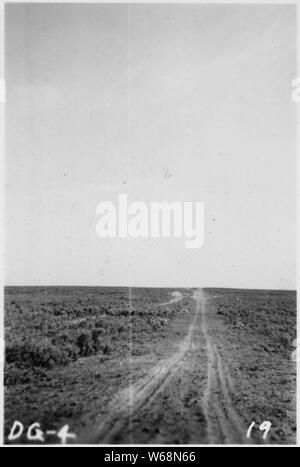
left=82, top=288, right=250, bottom=444
left=158, top=291, right=183, bottom=307
left=196, top=290, right=247, bottom=444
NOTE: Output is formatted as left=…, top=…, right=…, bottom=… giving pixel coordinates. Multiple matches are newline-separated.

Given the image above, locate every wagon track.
left=196, top=289, right=247, bottom=444
left=91, top=295, right=198, bottom=443
left=88, top=289, right=247, bottom=444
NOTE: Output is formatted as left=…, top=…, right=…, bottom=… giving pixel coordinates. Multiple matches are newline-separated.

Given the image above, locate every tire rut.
left=195, top=289, right=248, bottom=444
left=88, top=289, right=248, bottom=444
left=91, top=299, right=199, bottom=443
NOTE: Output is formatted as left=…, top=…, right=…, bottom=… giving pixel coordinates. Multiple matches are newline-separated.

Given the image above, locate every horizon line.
left=4, top=284, right=297, bottom=292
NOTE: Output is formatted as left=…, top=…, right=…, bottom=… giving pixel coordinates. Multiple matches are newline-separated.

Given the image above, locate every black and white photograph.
left=2, top=1, right=298, bottom=446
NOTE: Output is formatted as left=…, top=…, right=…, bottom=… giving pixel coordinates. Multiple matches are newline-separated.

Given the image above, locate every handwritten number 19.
left=247, top=421, right=272, bottom=440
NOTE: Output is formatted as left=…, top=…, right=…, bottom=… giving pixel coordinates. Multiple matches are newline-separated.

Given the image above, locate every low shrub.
left=6, top=341, right=68, bottom=369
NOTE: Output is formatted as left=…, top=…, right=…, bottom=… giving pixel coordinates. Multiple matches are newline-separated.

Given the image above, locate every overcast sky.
left=5, top=3, right=297, bottom=289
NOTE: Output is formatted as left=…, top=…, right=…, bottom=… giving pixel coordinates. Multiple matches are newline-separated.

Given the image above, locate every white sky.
left=5, top=3, right=297, bottom=289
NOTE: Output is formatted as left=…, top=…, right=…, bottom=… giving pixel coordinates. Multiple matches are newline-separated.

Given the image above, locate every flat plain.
left=4, top=286, right=296, bottom=444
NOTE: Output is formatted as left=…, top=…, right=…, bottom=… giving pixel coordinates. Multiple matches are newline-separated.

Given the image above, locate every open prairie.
left=4, top=286, right=296, bottom=444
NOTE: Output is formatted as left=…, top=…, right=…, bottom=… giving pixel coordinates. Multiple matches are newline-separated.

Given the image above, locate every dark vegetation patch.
left=4, top=287, right=185, bottom=377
